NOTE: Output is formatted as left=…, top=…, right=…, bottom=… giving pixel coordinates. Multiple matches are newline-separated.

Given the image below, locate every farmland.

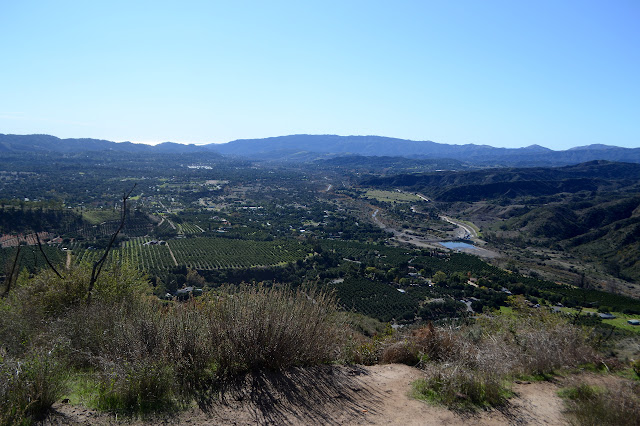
left=1, top=150, right=639, bottom=327
left=64, top=237, right=311, bottom=274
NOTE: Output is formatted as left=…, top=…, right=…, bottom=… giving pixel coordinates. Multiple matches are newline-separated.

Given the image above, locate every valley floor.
left=42, top=364, right=594, bottom=425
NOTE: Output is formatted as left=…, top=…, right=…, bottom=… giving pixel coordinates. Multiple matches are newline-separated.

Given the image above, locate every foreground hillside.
left=2, top=264, right=639, bottom=425
left=45, top=363, right=603, bottom=425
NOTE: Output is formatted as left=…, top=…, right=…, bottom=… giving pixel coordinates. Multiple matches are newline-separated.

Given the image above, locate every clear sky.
left=1, top=0, right=638, bottom=149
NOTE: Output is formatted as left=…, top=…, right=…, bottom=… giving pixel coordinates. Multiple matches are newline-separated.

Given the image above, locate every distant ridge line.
left=1, top=133, right=639, bottom=166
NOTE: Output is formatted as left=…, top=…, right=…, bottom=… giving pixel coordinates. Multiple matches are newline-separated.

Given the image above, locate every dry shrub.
left=381, top=341, right=419, bottom=365
left=343, top=334, right=382, bottom=365
left=53, top=284, right=343, bottom=410
left=95, top=359, right=177, bottom=413
left=160, top=300, right=217, bottom=395
left=2, top=263, right=344, bottom=414
left=208, top=285, right=343, bottom=375
left=381, top=322, right=468, bottom=366
left=57, top=298, right=217, bottom=408
left=411, top=301, right=599, bottom=410
left=411, top=322, right=471, bottom=364
left=476, top=300, right=597, bottom=376
left=7, top=263, right=149, bottom=322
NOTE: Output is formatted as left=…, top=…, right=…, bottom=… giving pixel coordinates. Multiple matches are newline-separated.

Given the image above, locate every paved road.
left=439, top=215, right=478, bottom=239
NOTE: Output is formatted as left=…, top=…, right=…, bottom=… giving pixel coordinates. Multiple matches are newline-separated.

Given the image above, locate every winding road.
left=439, top=215, right=478, bottom=239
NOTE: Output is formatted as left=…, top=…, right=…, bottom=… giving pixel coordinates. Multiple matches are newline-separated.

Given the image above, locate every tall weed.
left=560, top=381, right=640, bottom=426
left=0, top=351, right=68, bottom=425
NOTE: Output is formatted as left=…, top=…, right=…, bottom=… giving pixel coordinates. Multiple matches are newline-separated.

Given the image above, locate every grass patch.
left=62, top=373, right=101, bottom=408
left=81, top=209, right=121, bottom=225
left=411, top=371, right=511, bottom=410
left=498, top=306, right=514, bottom=315
left=560, top=308, right=640, bottom=334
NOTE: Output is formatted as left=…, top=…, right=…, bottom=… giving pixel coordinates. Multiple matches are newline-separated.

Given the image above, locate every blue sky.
left=1, top=0, right=638, bottom=149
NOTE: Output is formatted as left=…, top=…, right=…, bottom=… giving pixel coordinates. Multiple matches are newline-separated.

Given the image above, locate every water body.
left=440, top=241, right=478, bottom=250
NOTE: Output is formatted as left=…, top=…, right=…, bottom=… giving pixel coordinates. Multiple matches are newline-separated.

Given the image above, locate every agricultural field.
left=121, top=237, right=176, bottom=273
left=176, top=222, right=204, bottom=235
left=168, top=237, right=311, bottom=270
left=558, top=307, right=640, bottom=334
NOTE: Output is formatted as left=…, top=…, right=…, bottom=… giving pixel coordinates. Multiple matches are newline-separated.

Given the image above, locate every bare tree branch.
left=2, top=245, right=22, bottom=298
left=36, top=233, right=63, bottom=279
left=86, top=184, right=136, bottom=305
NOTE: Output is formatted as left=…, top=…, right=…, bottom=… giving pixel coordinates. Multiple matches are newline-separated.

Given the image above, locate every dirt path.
left=45, top=364, right=573, bottom=425
left=166, top=242, right=178, bottom=266
left=65, top=251, right=72, bottom=269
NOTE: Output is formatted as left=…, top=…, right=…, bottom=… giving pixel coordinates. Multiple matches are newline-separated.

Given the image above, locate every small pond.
left=440, top=241, right=478, bottom=250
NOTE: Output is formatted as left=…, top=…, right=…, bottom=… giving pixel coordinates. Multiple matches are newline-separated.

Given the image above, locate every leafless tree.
left=86, top=184, right=136, bottom=305
left=36, top=233, right=62, bottom=279
left=2, top=245, right=21, bottom=297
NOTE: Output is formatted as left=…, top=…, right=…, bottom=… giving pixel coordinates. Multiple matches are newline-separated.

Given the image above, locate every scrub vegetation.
left=0, top=264, right=342, bottom=423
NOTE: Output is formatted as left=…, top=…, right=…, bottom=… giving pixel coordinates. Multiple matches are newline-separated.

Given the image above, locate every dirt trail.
left=45, top=364, right=572, bottom=425
left=166, top=242, right=178, bottom=266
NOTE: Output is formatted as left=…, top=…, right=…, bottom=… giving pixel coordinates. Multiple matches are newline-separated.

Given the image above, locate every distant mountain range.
left=0, top=134, right=203, bottom=154
left=1, top=133, right=639, bottom=167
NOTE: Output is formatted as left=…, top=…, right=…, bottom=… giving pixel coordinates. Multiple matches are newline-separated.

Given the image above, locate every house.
left=598, top=313, right=616, bottom=320
left=175, top=286, right=203, bottom=300
left=627, top=319, right=640, bottom=326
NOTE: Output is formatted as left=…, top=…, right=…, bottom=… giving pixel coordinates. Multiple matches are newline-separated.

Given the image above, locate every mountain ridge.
left=1, top=133, right=639, bottom=166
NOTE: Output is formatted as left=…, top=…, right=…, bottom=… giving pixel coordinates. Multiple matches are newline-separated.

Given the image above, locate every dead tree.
left=86, top=184, right=136, bottom=305
left=2, top=245, right=21, bottom=297
left=36, top=233, right=63, bottom=279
